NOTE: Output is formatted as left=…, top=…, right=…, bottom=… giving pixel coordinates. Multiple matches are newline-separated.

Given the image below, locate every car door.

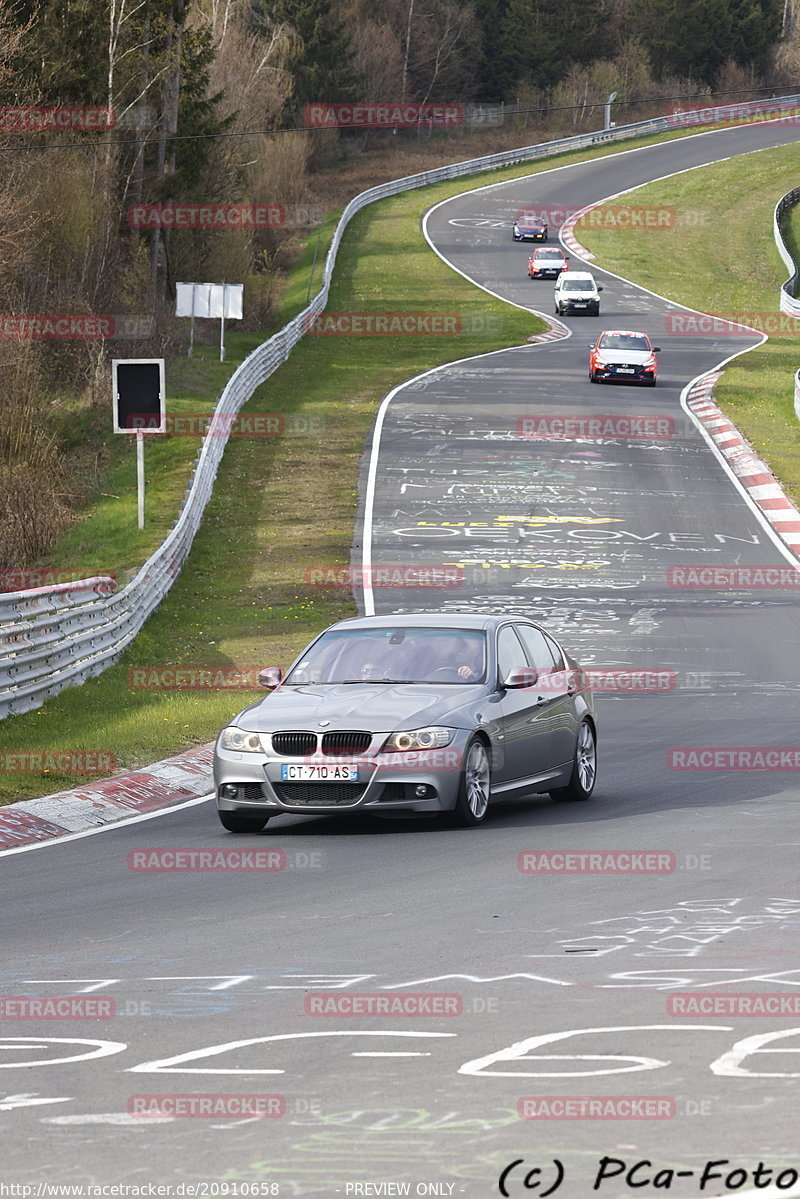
left=514, top=623, right=579, bottom=769
left=494, top=623, right=552, bottom=787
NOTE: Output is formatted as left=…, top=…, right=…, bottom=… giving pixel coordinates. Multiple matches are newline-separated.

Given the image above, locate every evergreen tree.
left=473, top=0, right=513, bottom=102
left=256, top=0, right=360, bottom=119
left=5, top=0, right=108, bottom=103
left=728, top=0, right=783, bottom=71
left=496, top=0, right=602, bottom=96
left=169, top=21, right=236, bottom=197
left=633, top=0, right=735, bottom=81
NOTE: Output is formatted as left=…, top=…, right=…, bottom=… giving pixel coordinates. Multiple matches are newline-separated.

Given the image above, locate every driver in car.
left=455, top=638, right=483, bottom=681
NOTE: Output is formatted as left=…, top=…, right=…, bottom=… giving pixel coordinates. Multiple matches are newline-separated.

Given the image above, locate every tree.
left=254, top=0, right=360, bottom=118
left=632, top=0, right=781, bottom=82
left=473, top=0, right=512, bottom=101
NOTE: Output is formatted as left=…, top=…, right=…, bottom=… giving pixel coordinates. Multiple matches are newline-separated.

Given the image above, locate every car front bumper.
left=562, top=300, right=599, bottom=312
left=213, top=736, right=472, bottom=815
left=593, top=364, right=655, bottom=382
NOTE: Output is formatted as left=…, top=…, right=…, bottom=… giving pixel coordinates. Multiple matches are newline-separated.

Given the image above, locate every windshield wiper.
left=338, top=678, right=416, bottom=684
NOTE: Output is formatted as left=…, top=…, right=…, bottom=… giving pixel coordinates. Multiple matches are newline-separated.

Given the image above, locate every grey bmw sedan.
left=213, top=613, right=597, bottom=831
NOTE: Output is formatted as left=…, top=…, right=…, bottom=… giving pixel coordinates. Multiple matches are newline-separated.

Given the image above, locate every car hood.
left=595, top=349, right=653, bottom=364
left=561, top=290, right=597, bottom=299
left=233, top=683, right=487, bottom=733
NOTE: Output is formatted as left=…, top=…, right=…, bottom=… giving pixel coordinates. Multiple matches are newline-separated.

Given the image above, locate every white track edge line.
left=0, top=792, right=213, bottom=860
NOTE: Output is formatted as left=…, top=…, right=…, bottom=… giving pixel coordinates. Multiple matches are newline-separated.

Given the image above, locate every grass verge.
left=577, top=143, right=800, bottom=507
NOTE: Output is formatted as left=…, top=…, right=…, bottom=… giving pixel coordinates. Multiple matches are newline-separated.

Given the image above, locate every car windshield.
left=518, top=220, right=542, bottom=228
left=599, top=333, right=650, bottom=350
left=284, top=628, right=487, bottom=685
left=537, top=250, right=562, bottom=259
left=562, top=279, right=593, bottom=291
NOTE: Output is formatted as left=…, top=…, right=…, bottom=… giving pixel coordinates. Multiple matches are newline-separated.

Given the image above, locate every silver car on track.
left=213, top=613, right=597, bottom=831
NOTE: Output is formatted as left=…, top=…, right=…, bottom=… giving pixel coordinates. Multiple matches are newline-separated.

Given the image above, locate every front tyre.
left=218, top=811, right=270, bottom=833
left=450, top=737, right=491, bottom=827
left=549, top=721, right=596, bottom=802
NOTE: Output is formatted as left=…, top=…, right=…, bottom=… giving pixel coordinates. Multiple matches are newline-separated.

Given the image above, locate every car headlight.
left=383, top=727, right=454, bottom=752
left=219, top=726, right=263, bottom=753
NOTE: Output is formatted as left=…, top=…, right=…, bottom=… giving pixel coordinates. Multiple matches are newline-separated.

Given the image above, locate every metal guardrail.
left=774, top=185, right=800, bottom=316
left=772, top=186, right=800, bottom=418
left=3, top=95, right=800, bottom=720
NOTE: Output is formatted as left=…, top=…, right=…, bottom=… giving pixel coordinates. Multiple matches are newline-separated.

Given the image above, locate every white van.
left=554, top=270, right=603, bottom=316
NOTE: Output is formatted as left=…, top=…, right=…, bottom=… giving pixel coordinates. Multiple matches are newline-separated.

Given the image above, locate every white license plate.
left=279, top=763, right=359, bottom=782
left=616, top=367, right=635, bottom=373
left=573, top=302, right=587, bottom=307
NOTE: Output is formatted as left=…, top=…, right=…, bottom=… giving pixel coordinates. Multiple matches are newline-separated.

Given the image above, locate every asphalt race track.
left=4, top=122, right=800, bottom=1196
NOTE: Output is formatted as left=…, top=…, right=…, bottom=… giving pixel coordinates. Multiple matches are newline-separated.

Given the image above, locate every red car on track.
left=528, top=247, right=569, bottom=279
left=588, top=329, right=661, bottom=386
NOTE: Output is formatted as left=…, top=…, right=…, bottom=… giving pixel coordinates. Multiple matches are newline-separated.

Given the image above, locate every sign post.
left=176, top=282, right=243, bottom=361
left=136, top=430, right=145, bottom=529
left=112, top=358, right=166, bottom=529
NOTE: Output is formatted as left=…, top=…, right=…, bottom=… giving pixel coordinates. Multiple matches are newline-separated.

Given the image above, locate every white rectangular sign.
left=175, top=282, right=243, bottom=319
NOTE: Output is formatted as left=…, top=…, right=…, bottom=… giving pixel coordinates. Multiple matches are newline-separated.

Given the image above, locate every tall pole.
left=605, top=91, right=617, bottom=130
left=136, top=430, right=145, bottom=529
left=306, top=231, right=321, bottom=304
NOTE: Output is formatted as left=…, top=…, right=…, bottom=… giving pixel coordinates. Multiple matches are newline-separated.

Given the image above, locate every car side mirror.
left=503, top=666, right=538, bottom=689
left=652, top=346, right=662, bottom=352
left=258, top=667, right=283, bottom=689
left=597, top=285, right=604, bottom=292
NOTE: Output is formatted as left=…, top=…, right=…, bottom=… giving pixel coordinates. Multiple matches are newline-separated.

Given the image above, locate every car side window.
left=497, top=625, right=527, bottom=682
left=543, top=633, right=565, bottom=671
left=515, top=624, right=559, bottom=673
